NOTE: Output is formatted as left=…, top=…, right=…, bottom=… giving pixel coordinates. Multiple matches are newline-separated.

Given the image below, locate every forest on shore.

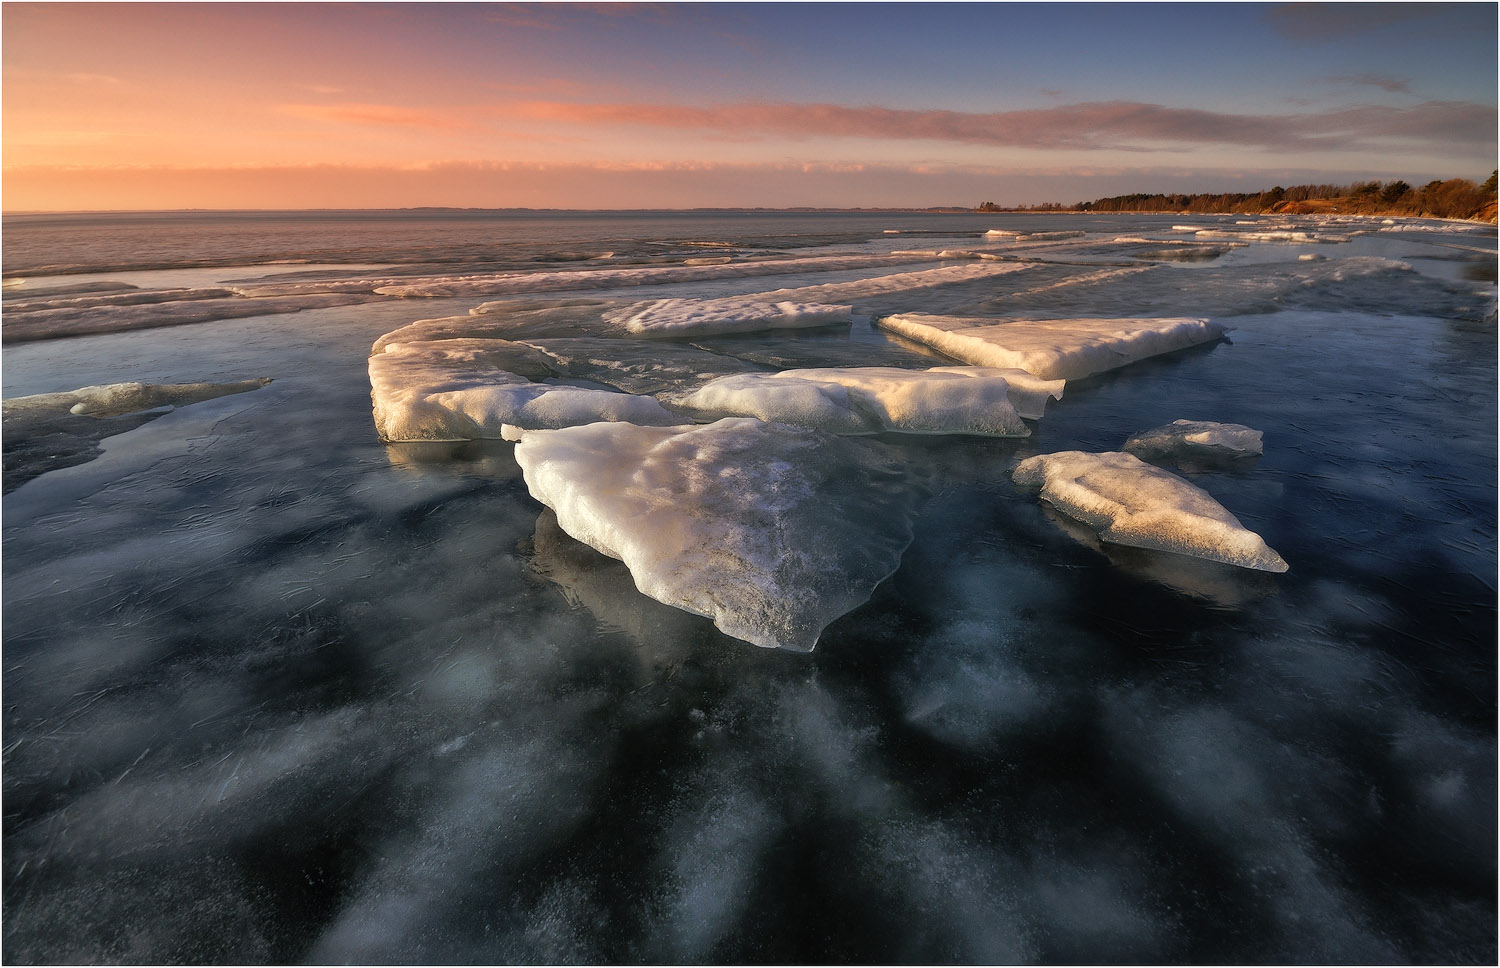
left=979, top=172, right=1498, bottom=222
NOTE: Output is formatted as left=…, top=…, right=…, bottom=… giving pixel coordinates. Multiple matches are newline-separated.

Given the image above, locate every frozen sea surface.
left=2, top=210, right=1496, bottom=964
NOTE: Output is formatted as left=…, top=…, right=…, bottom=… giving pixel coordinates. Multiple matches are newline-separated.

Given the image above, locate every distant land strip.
left=980, top=172, right=1499, bottom=222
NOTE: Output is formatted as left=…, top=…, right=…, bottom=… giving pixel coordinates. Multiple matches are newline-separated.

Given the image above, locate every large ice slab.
left=876, top=314, right=1225, bottom=380
left=518, top=338, right=763, bottom=397
left=369, top=339, right=676, bottom=441
left=677, top=366, right=1062, bottom=436
left=1124, top=419, right=1264, bottom=463
left=1012, top=450, right=1287, bottom=572
left=514, top=418, right=921, bottom=650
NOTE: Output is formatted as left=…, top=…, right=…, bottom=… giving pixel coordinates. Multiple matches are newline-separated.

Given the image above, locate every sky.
left=3, top=2, right=1496, bottom=211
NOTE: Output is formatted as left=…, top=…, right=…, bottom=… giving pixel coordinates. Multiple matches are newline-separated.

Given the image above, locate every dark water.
left=2, top=211, right=1495, bottom=964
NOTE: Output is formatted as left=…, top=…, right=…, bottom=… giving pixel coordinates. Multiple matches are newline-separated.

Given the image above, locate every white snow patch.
left=1013, top=450, right=1287, bottom=572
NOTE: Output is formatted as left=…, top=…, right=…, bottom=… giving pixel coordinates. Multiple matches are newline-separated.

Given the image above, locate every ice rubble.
left=513, top=417, right=921, bottom=650
left=369, top=340, right=677, bottom=441
left=1123, top=419, right=1264, bottom=463
left=1012, top=451, right=1287, bottom=572
left=876, top=314, right=1225, bottom=381
left=677, top=366, right=1063, bottom=436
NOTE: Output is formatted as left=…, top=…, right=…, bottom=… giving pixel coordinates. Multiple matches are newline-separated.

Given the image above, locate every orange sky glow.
left=4, top=2, right=1495, bottom=211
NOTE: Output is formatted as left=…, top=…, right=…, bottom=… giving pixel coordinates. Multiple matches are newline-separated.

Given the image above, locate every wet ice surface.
left=2, top=212, right=1495, bottom=963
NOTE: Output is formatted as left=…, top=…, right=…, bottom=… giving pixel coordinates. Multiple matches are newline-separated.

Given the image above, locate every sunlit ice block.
left=876, top=314, right=1225, bottom=381
left=514, top=417, right=923, bottom=651
left=1013, top=450, right=1287, bottom=573
left=677, top=366, right=1063, bottom=437
left=369, top=339, right=676, bottom=442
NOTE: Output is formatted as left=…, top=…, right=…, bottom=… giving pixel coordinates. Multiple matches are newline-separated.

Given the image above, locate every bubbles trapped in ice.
left=1013, top=450, right=1288, bottom=573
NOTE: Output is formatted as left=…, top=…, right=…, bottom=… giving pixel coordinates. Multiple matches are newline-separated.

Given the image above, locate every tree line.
left=977, top=172, right=1498, bottom=222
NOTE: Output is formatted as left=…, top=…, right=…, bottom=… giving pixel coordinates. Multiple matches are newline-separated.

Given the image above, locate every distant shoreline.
left=4, top=206, right=1494, bottom=224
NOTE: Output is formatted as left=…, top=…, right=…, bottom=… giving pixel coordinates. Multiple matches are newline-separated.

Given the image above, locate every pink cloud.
left=511, top=98, right=1496, bottom=153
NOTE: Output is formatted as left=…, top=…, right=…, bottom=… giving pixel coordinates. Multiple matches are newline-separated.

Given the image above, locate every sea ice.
left=601, top=296, right=851, bottom=339
left=677, top=366, right=1063, bottom=436
left=513, top=417, right=922, bottom=650
left=366, top=252, right=939, bottom=299
left=1123, top=419, right=1264, bottom=463
left=876, top=314, right=1225, bottom=380
left=2, top=378, right=273, bottom=491
left=369, top=339, right=676, bottom=441
left=1012, top=450, right=1287, bottom=572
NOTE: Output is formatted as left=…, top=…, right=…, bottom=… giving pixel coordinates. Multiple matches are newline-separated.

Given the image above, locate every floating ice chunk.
left=1123, top=419, right=1264, bottom=463
left=984, top=229, right=1022, bottom=238
left=876, top=314, right=1225, bottom=380
left=1012, top=450, right=1287, bottom=572
left=514, top=418, right=921, bottom=650
left=369, top=339, right=675, bottom=441
left=601, top=296, right=851, bottom=339
left=678, top=365, right=1061, bottom=436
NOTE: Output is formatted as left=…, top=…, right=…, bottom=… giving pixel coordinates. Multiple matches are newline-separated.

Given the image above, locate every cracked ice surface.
left=514, top=417, right=923, bottom=650
left=1013, top=450, right=1288, bottom=572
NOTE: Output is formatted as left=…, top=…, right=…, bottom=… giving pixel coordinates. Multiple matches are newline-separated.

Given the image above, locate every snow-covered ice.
left=876, top=314, right=1226, bottom=380
left=601, top=296, right=851, bottom=339
left=369, top=339, right=677, bottom=441
left=514, top=417, right=922, bottom=650
left=678, top=366, right=1062, bottom=436
left=1012, top=450, right=1288, bottom=572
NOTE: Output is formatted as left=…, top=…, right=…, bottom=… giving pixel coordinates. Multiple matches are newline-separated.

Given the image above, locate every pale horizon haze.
left=3, top=1, right=1497, bottom=212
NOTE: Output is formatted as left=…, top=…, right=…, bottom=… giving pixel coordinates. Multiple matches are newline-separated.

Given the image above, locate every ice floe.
left=876, top=314, right=1225, bottom=380
left=364, top=252, right=941, bottom=299
left=2, top=292, right=370, bottom=343
left=2, top=378, right=272, bottom=492
left=677, top=366, right=1062, bottom=436
left=1012, top=450, right=1287, bottom=572
left=369, top=339, right=676, bottom=441
left=601, top=296, right=851, bottom=339
left=1124, top=419, right=1264, bottom=463
left=513, top=417, right=922, bottom=650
